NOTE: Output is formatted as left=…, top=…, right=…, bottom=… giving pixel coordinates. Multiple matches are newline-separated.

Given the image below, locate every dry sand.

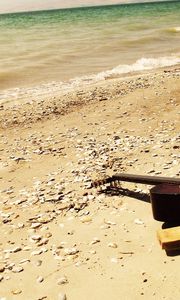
left=0, top=67, right=180, bottom=300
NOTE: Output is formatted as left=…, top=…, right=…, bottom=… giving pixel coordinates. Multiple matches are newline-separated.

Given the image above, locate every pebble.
left=0, top=275, right=3, bottom=282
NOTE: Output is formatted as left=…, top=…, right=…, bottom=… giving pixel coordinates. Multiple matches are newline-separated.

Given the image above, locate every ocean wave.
left=71, top=55, right=180, bottom=84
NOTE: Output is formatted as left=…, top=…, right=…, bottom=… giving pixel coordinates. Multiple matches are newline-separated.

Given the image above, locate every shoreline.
left=0, top=65, right=179, bottom=128
left=0, top=66, right=180, bottom=299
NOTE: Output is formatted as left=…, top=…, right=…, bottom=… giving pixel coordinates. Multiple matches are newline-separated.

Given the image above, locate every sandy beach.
left=0, top=66, right=180, bottom=299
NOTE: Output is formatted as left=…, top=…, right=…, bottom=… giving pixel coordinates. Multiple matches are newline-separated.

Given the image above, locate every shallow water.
left=0, top=0, right=179, bottom=92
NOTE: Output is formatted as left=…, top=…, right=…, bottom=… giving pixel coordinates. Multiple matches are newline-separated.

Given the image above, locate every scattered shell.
left=31, top=250, right=43, bottom=256
left=0, top=265, right=5, bottom=273
left=37, top=276, right=44, bottom=283
left=57, top=276, right=68, bottom=285
left=58, top=293, right=67, bottom=300
left=0, top=275, right=3, bottom=282
left=23, top=246, right=32, bottom=251
left=12, top=266, right=24, bottom=273
left=104, top=220, right=116, bottom=226
left=90, top=238, right=100, bottom=245
left=64, top=248, right=79, bottom=256
left=134, top=218, right=144, bottom=225
left=11, top=246, right=22, bottom=253
left=30, top=235, right=42, bottom=242
left=11, top=289, right=22, bottom=295
left=110, top=258, right=119, bottom=263
left=80, top=216, right=92, bottom=223
left=35, top=260, right=42, bottom=267
left=108, top=242, right=118, bottom=248
left=19, top=259, right=30, bottom=265
left=31, top=222, right=42, bottom=229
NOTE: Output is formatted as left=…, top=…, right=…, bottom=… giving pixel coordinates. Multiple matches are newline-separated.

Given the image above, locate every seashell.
left=23, top=246, right=32, bottom=251
left=31, top=222, right=42, bottom=229
left=11, top=246, right=22, bottom=253
left=57, top=276, right=68, bottom=285
left=64, top=248, right=79, bottom=256
left=0, top=264, right=5, bottom=273
left=19, top=259, right=30, bottom=264
left=108, top=242, right=118, bottom=248
left=0, top=275, right=3, bottom=282
left=12, top=266, right=24, bottom=273
left=37, top=276, right=44, bottom=283
left=31, top=250, right=43, bottom=256
left=30, top=235, right=42, bottom=242
left=11, top=289, right=22, bottom=295
left=35, top=260, right=42, bottom=267
left=58, top=293, right=67, bottom=300
left=134, top=218, right=144, bottom=225
left=80, top=216, right=92, bottom=223
left=110, top=257, right=118, bottom=263
left=90, top=238, right=100, bottom=245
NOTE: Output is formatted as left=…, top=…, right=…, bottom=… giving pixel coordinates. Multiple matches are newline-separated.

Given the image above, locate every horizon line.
left=0, top=0, right=177, bottom=16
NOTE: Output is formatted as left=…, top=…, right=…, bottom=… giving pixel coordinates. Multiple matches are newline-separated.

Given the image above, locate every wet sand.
left=0, top=67, right=180, bottom=299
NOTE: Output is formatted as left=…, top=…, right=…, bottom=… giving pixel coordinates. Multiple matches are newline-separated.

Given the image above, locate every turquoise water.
left=0, top=0, right=179, bottom=90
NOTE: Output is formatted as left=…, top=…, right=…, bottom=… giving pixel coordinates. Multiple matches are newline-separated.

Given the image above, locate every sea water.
left=0, top=0, right=179, bottom=97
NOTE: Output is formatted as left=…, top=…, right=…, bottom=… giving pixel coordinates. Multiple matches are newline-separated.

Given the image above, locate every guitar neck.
left=108, top=173, right=180, bottom=185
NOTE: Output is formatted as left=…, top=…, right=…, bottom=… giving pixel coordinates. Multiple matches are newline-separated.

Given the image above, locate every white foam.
left=91, top=56, right=180, bottom=81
